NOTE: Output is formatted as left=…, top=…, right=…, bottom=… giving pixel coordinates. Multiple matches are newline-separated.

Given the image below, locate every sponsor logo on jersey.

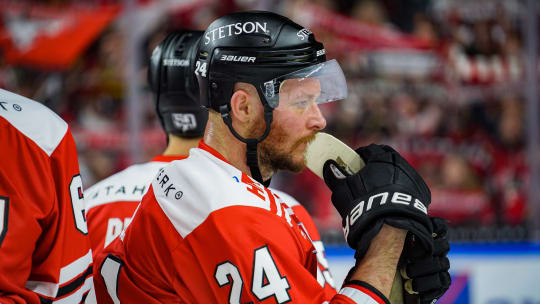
left=0, top=101, right=23, bottom=112
left=219, top=55, right=256, bottom=63
left=297, top=28, right=312, bottom=40
left=162, top=58, right=189, bottom=67
left=172, top=113, right=197, bottom=132
left=204, top=22, right=268, bottom=45
left=156, top=168, right=183, bottom=200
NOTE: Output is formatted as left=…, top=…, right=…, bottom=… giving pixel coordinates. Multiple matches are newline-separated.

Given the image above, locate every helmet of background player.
left=195, top=11, right=347, bottom=184
left=148, top=30, right=207, bottom=138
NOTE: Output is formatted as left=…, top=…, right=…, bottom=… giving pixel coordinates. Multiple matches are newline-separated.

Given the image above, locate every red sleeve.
left=0, top=123, right=93, bottom=304
left=94, top=186, right=385, bottom=304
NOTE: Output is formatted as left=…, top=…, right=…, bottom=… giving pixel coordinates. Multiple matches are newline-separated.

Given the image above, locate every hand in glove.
left=402, top=217, right=451, bottom=304
left=323, top=144, right=433, bottom=260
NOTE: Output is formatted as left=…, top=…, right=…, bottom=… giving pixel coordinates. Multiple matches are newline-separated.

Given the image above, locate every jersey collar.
left=198, top=140, right=231, bottom=164
left=151, top=155, right=188, bottom=163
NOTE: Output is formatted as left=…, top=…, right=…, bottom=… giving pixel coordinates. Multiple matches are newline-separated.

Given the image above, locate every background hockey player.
left=0, top=89, right=94, bottom=303
left=93, top=11, right=450, bottom=303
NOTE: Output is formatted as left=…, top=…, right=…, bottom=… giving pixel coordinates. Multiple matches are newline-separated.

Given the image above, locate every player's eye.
left=294, top=100, right=309, bottom=108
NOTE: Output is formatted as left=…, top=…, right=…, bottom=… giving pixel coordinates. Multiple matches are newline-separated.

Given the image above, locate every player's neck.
left=204, top=113, right=273, bottom=182
left=162, top=135, right=201, bottom=157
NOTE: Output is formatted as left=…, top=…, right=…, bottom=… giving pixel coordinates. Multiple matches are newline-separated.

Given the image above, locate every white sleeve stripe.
left=25, top=249, right=93, bottom=298
left=60, top=249, right=93, bottom=284
left=26, top=280, right=58, bottom=298
left=339, top=287, right=380, bottom=304
left=53, top=276, right=94, bottom=304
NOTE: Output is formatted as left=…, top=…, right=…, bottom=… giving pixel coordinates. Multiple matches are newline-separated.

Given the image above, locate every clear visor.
left=261, top=59, right=347, bottom=108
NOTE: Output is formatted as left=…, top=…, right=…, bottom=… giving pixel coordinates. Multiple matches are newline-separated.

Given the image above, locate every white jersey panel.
left=0, top=89, right=67, bottom=156
left=154, top=148, right=273, bottom=238
left=270, top=188, right=300, bottom=208
left=85, top=161, right=167, bottom=211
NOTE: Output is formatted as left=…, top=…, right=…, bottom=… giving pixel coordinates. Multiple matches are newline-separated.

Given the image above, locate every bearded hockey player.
left=85, top=29, right=336, bottom=295
left=93, top=11, right=450, bottom=304
left=0, top=89, right=94, bottom=303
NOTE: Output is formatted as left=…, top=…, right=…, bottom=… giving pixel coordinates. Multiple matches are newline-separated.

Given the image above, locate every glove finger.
left=355, top=144, right=387, bottom=163
left=433, top=237, right=450, bottom=256
left=418, top=272, right=451, bottom=303
left=323, top=159, right=349, bottom=190
left=404, top=256, right=450, bottom=278
left=431, top=217, right=448, bottom=238
left=394, top=155, right=431, bottom=205
left=409, top=273, right=445, bottom=293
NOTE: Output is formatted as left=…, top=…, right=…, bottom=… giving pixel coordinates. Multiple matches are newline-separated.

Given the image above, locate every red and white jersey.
left=93, top=141, right=387, bottom=304
left=85, top=155, right=187, bottom=253
left=86, top=155, right=336, bottom=295
left=0, top=89, right=94, bottom=303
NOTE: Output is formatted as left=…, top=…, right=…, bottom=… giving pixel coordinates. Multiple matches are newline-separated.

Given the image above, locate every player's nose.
left=307, top=103, right=326, bottom=131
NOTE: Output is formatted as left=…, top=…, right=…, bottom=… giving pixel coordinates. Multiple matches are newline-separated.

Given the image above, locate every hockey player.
left=84, top=30, right=207, bottom=254
left=94, top=11, right=450, bottom=303
left=0, top=89, right=94, bottom=303
left=86, top=29, right=337, bottom=295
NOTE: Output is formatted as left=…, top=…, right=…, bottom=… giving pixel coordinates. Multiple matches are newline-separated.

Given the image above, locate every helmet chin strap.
left=219, top=104, right=273, bottom=187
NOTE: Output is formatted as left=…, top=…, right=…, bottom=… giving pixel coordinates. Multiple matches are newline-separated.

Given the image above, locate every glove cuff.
left=342, top=280, right=391, bottom=304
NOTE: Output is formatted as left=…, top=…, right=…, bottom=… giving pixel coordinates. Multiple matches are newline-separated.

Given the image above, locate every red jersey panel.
left=93, top=141, right=383, bottom=304
left=0, top=89, right=93, bottom=304
left=84, top=155, right=186, bottom=254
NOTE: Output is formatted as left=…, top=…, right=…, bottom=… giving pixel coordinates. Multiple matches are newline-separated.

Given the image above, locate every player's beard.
left=253, top=121, right=316, bottom=174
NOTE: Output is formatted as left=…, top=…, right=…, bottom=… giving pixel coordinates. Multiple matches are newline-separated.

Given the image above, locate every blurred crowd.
left=0, top=0, right=532, bottom=243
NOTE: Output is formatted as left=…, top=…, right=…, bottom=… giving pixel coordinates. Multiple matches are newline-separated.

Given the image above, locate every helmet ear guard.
left=148, top=30, right=207, bottom=138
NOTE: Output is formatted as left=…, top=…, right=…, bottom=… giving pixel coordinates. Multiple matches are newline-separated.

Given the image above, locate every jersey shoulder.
left=153, top=148, right=274, bottom=238
left=0, top=89, right=68, bottom=156
left=85, top=161, right=166, bottom=211
left=270, top=188, right=301, bottom=208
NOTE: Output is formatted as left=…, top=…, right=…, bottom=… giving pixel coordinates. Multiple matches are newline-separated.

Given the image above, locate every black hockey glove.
left=323, top=144, right=433, bottom=260
left=402, top=217, right=451, bottom=304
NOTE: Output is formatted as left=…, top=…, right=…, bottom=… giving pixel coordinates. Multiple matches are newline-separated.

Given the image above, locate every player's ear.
left=230, top=85, right=251, bottom=123
left=230, top=82, right=262, bottom=136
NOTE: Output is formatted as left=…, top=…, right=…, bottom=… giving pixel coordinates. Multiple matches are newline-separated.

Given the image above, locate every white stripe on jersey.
left=25, top=249, right=93, bottom=299
left=339, top=286, right=380, bottom=304
left=25, top=280, right=57, bottom=298
left=270, top=188, right=300, bottom=208
left=154, top=148, right=273, bottom=238
left=59, top=249, right=92, bottom=285
left=53, top=276, right=93, bottom=304
left=0, top=89, right=67, bottom=157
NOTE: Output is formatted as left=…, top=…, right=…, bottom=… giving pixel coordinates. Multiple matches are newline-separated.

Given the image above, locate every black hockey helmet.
left=148, top=30, right=207, bottom=138
left=195, top=11, right=347, bottom=184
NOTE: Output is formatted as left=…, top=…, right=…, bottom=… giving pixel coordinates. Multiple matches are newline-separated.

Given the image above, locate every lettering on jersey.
left=316, top=49, right=326, bottom=57
left=162, top=58, right=189, bottom=67
left=104, top=217, right=132, bottom=248
left=156, top=168, right=183, bottom=200
left=241, top=173, right=265, bottom=201
left=171, top=113, right=197, bottom=132
left=88, top=184, right=147, bottom=200
left=297, top=28, right=312, bottom=40
left=0, top=101, right=22, bottom=112
left=343, top=191, right=427, bottom=240
left=204, top=22, right=268, bottom=45
left=219, top=55, right=256, bottom=63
